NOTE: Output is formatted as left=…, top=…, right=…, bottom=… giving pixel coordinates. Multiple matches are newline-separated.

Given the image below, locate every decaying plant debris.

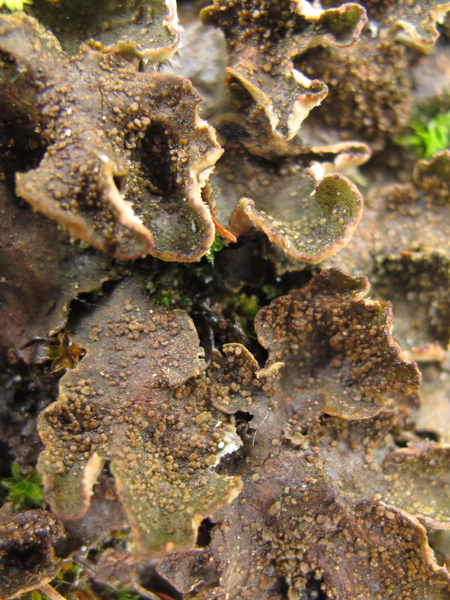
left=1, top=0, right=450, bottom=599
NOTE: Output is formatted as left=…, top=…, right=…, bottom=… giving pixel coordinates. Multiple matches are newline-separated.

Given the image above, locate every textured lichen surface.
left=296, top=35, right=413, bottom=145
left=30, top=0, right=181, bottom=62
left=157, top=282, right=449, bottom=597
left=0, top=505, right=64, bottom=599
left=1, top=0, right=450, bottom=598
left=325, top=150, right=450, bottom=358
left=211, top=142, right=364, bottom=262
left=254, top=270, right=420, bottom=419
left=0, top=12, right=221, bottom=261
left=37, top=278, right=242, bottom=556
left=0, top=125, right=114, bottom=359
left=201, top=0, right=367, bottom=140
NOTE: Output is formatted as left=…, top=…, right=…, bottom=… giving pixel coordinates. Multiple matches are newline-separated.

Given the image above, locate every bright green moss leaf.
left=396, top=111, right=450, bottom=158
left=1, top=462, right=45, bottom=510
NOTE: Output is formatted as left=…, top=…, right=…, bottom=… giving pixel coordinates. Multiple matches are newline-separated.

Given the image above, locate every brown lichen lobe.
left=37, top=278, right=242, bottom=557
left=382, top=443, right=450, bottom=528
left=255, top=269, right=421, bottom=420
left=373, top=0, right=450, bottom=47
left=201, top=0, right=367, bottom=140
left=298, top=34, right=413, bottom=145
left=158, top=328, right=446, bottom=600
left=0, top=12, right=222, bottom=262
left=326, top=151, right=450, bottom=356
left=0, top=505, right=64, bottom=600
left=30, top=0, right=181, bottom=64
left=157, top=271, right=447, bottom=599
left=0, top=161, right=113, bottom=360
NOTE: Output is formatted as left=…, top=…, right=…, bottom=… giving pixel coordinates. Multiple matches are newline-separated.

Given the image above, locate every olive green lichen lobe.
left=382, top=443, right=450, bottom=528
left=212, top=143, right=364, bottom=264
left=30, top=0, right=181, bottom=63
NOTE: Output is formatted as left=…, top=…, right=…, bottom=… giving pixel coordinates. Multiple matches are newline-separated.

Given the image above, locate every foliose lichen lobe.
left=255, top=269, right=421, bottom=420
left=37, top=278, right=242, bottom=557
left=1, top=0, right=450, bottom=596
left=201, top=0, right=367, bottom=140
left=211, top=141, right=364, bottom=264
left=0, top=12, right=223, bottom=262
left=0, top=505, right=64, bottom=599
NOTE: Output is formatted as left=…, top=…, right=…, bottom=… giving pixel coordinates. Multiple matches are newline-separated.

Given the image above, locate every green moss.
left=234, top=293, right=260, bottom=320
left=261, top=283, right=282, bottom=301
left=104, top=588, right=139, bottom=600
left=396, top=111, right=450, bottom=158
left=205, top=233, right=225, bottom=266
left=1, top=462, right=45, bottom=510
left=23, top=561, right=85, bottom=600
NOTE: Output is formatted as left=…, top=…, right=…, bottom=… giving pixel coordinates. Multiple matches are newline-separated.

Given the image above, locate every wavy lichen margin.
left=0, top=12, right=223, bottom=262
left=229, top=170, right=363, bottom=263
left=37, top=279, right=242, bottom=557
left=201, top=0, right=367, bottom=140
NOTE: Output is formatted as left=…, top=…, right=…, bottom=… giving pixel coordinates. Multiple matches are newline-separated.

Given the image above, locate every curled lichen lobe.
left=0, top=12, right=222, bottom=262
left=255, top=269, right=421, bottom=419
left=201, top=0, right=366, bottom=139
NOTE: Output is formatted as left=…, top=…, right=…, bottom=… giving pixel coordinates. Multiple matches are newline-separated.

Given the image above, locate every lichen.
left=254, top=269, right=420, bottom=420
left=30, top=0, right=181, bottom=64
left=201, top=0, right=367, bottom=140
left=296, top=35, right=413, bottom=145
left=375, top=0, right=450, bottom=47
left=0, top=12, right=222, bottom=261
left=0, top=505, right=64, bottom=599
left=0, top=121, right=114, bottom=361
left=325, top=151, right=450, bottom=358
left=37, top=278, right=242, bottom=556
left=210, top=142, right=364, bottom=263
left=156, top=267, right=449, bottom=597
left=415, top=363, right=450, bottom=443
left=1, top=0, right=450, bottom=597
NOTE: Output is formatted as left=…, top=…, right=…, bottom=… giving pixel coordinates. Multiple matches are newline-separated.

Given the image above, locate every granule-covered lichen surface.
left=0, top=12, right=222, bottom=262
left=37, top=278, right=242, bottom=556
left=201, top=0, right=367, bottom=140
left=1, top=0, right=450, bottom=599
